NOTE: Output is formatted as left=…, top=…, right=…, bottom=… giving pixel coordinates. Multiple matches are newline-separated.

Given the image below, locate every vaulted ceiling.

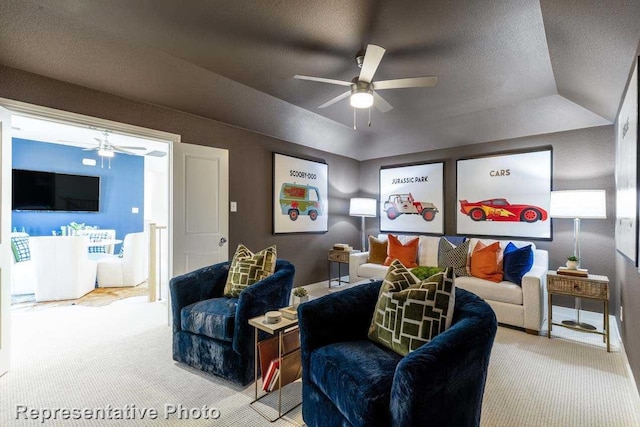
left=0, top=0, right=638, bottom=160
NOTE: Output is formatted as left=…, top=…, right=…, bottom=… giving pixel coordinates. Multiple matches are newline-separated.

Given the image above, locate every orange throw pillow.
left=470, top=241, right=503, bottom=282
left=384, top=234, right=419, bottom=268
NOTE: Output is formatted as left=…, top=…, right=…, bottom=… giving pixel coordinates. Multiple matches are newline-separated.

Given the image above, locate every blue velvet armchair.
left=298, top=281, right=497, bottom=427
left=170, top=259, right=295, bottom=386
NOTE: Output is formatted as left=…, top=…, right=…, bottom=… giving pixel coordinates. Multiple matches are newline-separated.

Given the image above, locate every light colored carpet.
left=1, top=294, right=639, bottom=426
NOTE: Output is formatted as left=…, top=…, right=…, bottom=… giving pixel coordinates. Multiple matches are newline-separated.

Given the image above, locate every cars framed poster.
left=456, top=149, right=552, bottom=239
left=379, top=162, right=444, bottom=234
left=273, top=152, right=328, bottom=234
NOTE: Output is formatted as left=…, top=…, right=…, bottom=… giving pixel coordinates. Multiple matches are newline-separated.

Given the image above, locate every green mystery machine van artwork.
left=279, top=182, right=323, bottom=221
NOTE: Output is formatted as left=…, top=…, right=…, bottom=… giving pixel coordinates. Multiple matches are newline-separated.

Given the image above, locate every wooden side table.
left=328, top=249, right=352, bottom=288
left=546, top=271, right=610, bottom=352
left=248, top=314, right=301, bottom=422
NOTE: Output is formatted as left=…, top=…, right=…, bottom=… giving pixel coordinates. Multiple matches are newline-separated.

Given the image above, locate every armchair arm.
left=233, top=260, right=295, bottom=354
left=390, top=289, right=497, bottom=427
left=521, top=265, right=547, bottom=332
left=169, top=262, right=230, bottom=333
left=298, top=280, right=381, bottom=380
left=349, top=251, right=369, bottom=282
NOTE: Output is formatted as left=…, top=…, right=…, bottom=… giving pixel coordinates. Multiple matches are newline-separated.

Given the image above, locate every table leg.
left=254, top=327, right=258, bottom=400
left=605, top=301, right=610, bottom=352
left=328, top=260, right=331, bottom=289
left=278, top=330, right=283, bottom=417
left=547, top=293, right=552, bottom=339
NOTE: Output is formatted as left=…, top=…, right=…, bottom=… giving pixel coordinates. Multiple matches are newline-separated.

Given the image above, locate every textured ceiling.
left=0, top=0, right=638, bottom=160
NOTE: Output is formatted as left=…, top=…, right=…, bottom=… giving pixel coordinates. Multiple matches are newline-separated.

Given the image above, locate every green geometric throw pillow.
left=11, top=236, right=31, bottom=263
left=223, top=244, right=277, bottom=297
left=369, top=265, right=455, bottom=356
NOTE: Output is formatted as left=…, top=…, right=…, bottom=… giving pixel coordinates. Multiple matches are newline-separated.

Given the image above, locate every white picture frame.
left=379, top=162, right=444, bottom=234
left=456, top=149, right=552, bottom=239
left=615, top=57, right=638, bottom=265
left=273, top=152, right=328, bottom=234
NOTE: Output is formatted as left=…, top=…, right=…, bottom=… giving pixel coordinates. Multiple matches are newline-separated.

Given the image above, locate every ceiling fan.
left=294, top=44, right=437, bottom=127
left=82, top=130, right=147, bottom=158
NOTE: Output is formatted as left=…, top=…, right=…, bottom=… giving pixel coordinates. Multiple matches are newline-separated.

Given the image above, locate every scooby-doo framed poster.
left=379, top=161, right=444, bottom=234
left=273, top=152, right=328, bottom=234
left=456, top=149, right=552, bottom=239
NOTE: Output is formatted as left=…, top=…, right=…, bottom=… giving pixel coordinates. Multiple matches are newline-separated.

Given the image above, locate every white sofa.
left=350, top=234, right=548, bottom=333
left=97, top=232, right=147, bottom=287
left=30, top=236, right=98, bottom=302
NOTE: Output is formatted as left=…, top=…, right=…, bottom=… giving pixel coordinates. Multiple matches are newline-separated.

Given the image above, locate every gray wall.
left=0, top=65, right=361, bottom=287
left=360, top=126, right=617, bottom=313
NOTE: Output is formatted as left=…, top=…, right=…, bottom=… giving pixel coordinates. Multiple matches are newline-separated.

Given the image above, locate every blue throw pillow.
left=503, top=242, right=533, bottom=286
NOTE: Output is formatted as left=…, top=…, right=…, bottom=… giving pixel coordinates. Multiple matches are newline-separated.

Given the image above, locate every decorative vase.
left=566, top=260, right=578, bottom=270
left=293, top=295, right=309, bottom=307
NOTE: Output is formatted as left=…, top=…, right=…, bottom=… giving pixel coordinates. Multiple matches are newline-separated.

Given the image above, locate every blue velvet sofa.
left=170, top=259, right=295, bottom=386
left=298, top=281, right=497, bottom=427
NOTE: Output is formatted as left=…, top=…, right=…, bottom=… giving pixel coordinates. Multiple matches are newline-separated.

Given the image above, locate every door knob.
left=219, top=237, right=227, bottom=247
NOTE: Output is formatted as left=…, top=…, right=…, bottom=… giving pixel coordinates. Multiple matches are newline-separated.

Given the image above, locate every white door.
left=172, top=143, right=229, bottom=276
left=0, top=106, right=11, bottom=376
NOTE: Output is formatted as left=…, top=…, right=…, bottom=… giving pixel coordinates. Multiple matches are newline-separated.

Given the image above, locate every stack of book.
left=257, top=330, right=302, bottom=393
left=278, top=306, right=298, bottom=320
left=557, top=267, right=588, bottom=277
left=262, top=359, right=281, bottom=392
left=333, top=243, right=354, bottom=251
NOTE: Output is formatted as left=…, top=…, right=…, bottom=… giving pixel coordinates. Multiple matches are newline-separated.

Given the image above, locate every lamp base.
left=560, top=319, right=597, bottom=331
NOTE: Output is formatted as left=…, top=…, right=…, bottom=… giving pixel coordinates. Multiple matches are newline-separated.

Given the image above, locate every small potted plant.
left=293, top=287, right=309, bottom=307
left=566, top=255, right=579, bottom=270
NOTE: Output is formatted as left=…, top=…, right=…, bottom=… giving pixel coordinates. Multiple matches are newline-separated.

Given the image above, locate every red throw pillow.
left=384, top=234, right=419, bottom=268
left=470, top=241, right=503, bottom=282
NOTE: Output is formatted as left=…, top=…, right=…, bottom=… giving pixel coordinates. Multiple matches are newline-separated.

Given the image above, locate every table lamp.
left=349, top=198, right=377, bottom=251
left=549, top=189, right=606, bottom=330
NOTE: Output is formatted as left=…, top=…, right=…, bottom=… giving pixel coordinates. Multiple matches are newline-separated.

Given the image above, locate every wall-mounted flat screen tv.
left=12, top=169, right=100, bottom=212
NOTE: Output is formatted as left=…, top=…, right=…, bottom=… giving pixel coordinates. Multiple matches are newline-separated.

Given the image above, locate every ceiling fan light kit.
left=350, top=86, right=374, bottom=109
left=97, top=147, right=115, bottom=158
left=294, top=44, right=438, bottom=129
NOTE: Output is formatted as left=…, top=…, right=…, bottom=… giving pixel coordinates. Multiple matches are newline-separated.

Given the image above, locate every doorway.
left=0, top=98, right=230, bottom=376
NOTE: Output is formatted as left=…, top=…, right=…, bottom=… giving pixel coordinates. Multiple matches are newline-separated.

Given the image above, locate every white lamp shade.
left=549, top=190, right=606, bottom=219
left=349, top=198, right=377, bottom=217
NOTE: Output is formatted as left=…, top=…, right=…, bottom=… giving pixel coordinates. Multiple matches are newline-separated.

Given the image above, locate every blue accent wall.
left=12, top=138, right=144, bottom=245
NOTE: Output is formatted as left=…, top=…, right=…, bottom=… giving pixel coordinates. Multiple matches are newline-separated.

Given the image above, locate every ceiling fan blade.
left=82, top=147, right=98, bottom=151
left=294, top=75, right=352, bottom=86
left=374, top=76, right=438, bottom=90
left=373, top=92, right=394, bottom=113
left=358, top=44, right=385, bottom=83
left=113, top=147, right=137, bottom=155
left=115, top=146, right=147, bottom=151
left=318, top=90, right=351, bottom=109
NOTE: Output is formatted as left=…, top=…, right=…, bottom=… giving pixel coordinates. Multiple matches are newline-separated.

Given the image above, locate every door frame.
left=0, top=96, right=180, bottom=297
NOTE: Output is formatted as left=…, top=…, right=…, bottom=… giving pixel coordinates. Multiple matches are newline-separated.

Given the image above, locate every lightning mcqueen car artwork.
left=459, top=198, right=548, bottom=223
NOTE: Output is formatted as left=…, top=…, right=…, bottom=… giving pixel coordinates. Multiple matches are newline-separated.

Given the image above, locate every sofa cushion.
left=438, top=238, right=470, bottom=277
left=309, top=340, right=402, bottom=427
left=470, top=241, right=503, bottom=282
left=503, top=243, right=534, bottom=286
left=368, top=235, right=388, bottom=264
left=384, top=234, right=419, bottom=267
left=369, top=267, right=455, bottom=355
left=358, top=263, right=389, bottom=280
left=11, top=236, right=31, bottom=262
left=224, top=244, right=277, bottom=297
left=455, top=276, right=523, bottom=305
left=181, top=297, right=238, bottom=342
left=418, top=235, right=440, bottom=266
